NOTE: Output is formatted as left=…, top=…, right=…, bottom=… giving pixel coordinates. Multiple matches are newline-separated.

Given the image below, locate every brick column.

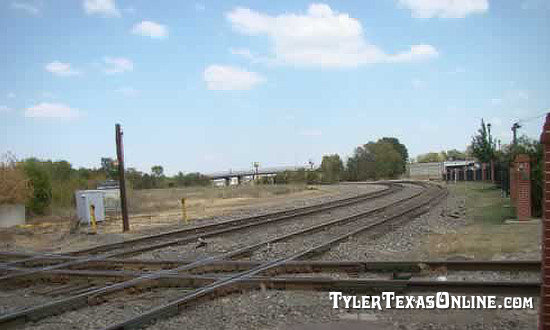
left=540, top=114, right=550, bottom=329
left=510, top=162, right=517, bottom=206
left=514, top=154, right=531, bottom=220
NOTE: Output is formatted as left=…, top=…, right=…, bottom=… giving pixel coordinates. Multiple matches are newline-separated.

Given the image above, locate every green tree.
left=101, top=157, right=118, bottom=179
left=379, top=137, right=408, bottom=172
left=416, top=152, right=442, bottom=163
left=320, top=154, right=344, bottom=183
left=471, top=119, right=496, bottom=163
left=446, top=149, right=467, bottom=160
left=368, top=141, right=403, bottom=179
left=346, top=145, right=376, bottom=181
left=151, top=165, right=164, bottom=178
left=345, top=139, right=406, bottom=181
left=22, top=159, right=52, bottom=215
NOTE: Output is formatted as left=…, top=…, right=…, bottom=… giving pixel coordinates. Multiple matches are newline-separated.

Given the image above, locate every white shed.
left=75, top=190, right=105, bottom=224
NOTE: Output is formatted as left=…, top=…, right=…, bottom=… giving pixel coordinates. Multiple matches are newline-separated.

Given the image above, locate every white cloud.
left=11, top=1, right=40, bottom=15
left=45, top=61, right=81, bottom=76
left=230, top=48, right=273, bottom=64
left=102, top=57, right=133, bottom=74
left=491, top=98, right=503, bottom=105
left=0, top=105, right=12, bottom=112
left=84, top=0, right=120, bottom=17
left=388, top=44, right=439, bottom=62
left=131, top=21, right=168, bottom=39
left=230, top=48, right=254, bottom=59
left=301, top=129, right=323, bottom=137
left=397, top=0, right=489, bottom=18
left=25, top=102, right=79, bottom=118
left=115, top=87, right=138, bottom=96
left=226, top=4, right=438, bottom=68
left=7, top=92, right=16, bottom=99
left=203, top=65, right=265, bottom=91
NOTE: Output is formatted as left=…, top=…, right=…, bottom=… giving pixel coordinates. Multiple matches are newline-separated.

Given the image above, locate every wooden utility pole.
left=116, top=124, right=130, bottom=232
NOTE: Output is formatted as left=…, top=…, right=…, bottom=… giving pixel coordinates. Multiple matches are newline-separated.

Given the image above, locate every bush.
left=0, top=154, right=33, bottom=205
left=22, top=160, right=52, bottom=215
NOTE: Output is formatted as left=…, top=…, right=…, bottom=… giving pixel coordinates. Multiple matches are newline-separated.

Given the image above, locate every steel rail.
left=1, top=184, right=403, bottom=272
left=0, top=182, right=402, bottom=285
left=70, top=182, right=400, bottom=256
left=0, top=183, right=417, bottom=283
left=101, top=183, right=446, bottom=330
left=1, top=251, right=540, bottom=273
left=0, top=182, right=437, bottom=328
left=0, top=268, right=539, bottom=297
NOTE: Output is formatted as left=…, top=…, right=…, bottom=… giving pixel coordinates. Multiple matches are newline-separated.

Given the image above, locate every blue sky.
left=1, top=0, right=549, bottom=175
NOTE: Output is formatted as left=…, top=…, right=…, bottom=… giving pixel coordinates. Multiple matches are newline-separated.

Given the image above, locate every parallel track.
left=0, top=182, right=437, bottom=328
left=1, top=182, right=526, bottom=330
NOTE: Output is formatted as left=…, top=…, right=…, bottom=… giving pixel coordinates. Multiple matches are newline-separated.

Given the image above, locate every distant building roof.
left=443, top=160, right=476, bottom=168
left=97, top=180, right=119, bottom=190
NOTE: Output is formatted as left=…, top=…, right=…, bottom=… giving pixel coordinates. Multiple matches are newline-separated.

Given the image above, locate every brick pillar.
left=481, top=163, right=487, bottom=181
left=510, top=162, right=517, bottom=206
left=514, top=154, right=531, bottom=220
left=491, top=159, right=495, bottom=183
left=540, top=113, right=550, bottom=329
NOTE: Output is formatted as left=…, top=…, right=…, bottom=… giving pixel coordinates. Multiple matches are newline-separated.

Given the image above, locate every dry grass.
left=426, top=223, right=540, bottom=259
left=423, top=182, right=540, bottom=259
left=0, top=154, right=32, bottom=205
left=127, top=184, right=310, bottom=215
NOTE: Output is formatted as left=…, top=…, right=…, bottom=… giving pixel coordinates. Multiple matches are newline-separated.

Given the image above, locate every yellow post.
left=181, top=198, right=188, bottom=225
left=89, top=204, right=97, bottom=234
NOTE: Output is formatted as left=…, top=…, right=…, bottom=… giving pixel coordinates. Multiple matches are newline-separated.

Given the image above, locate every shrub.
left=0, top=154, right=33, bottom=205
left=22, top=160, right=52, bottom=215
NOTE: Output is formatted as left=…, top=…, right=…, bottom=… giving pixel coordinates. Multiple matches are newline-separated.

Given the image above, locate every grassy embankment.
left=426, top=181, right=540, bottom=259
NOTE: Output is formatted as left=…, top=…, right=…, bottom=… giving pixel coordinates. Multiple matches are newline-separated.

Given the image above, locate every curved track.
left=0, top=181, right=454, bottom=329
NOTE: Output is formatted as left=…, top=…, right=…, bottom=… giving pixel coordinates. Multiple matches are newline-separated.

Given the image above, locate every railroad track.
left=0, top=181, right=447, bottom=329
left=0, top=182, right=419, bottom=283
left=1, top=181, right=533, bottom=330
left=2, top=183, right=403, bottom=274
left=1, top=260, right=540, bottom=299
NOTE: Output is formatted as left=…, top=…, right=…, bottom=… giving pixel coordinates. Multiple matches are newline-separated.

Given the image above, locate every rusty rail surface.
left=0, top=182, right=446, bottom=329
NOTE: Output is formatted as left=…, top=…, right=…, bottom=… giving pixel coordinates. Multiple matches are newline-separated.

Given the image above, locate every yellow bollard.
left=89, top=204, right=98, bottom=234
left=181, top=198, right=189, bottom=225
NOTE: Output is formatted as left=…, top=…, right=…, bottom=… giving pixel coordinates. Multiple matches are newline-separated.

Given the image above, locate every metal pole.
left=116, top=123, right=130, bottom=232
left=512, top=122, right=521, bottom=145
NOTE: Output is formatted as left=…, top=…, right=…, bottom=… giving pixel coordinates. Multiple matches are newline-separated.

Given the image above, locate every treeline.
left=5, top=136, right=409, bottom=215
left=414, top=149, right=468, bottom=163
left=271, top=137, right=409, bottom=184
left=14, top=158, right=107, bottom=215
left=100, top=157, right=210, bottom=189
left=5, top=157, right=210, bottom=215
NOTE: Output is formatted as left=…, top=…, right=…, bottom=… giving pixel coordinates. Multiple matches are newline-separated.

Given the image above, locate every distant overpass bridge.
left=206, top=165, right=316, bottom=185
